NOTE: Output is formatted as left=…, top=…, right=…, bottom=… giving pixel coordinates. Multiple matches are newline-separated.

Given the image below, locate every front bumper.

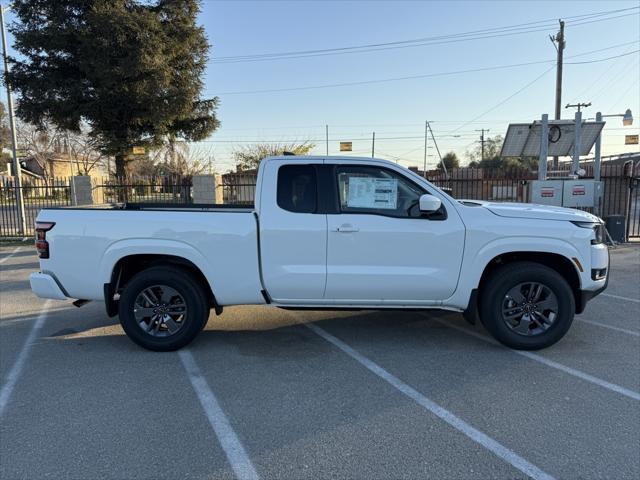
left=30, top=272, right=68, bottom=300
left=577, top=248, right=609, bottom=314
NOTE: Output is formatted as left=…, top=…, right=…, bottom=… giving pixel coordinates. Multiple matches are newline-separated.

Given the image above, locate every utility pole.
left=565, top=102, right=591, bottom=113
left=1, top=3, right=27, bottom=235
left=427, top=122, right=448, bottom=180
left=423, top=120, right=428, bottom=178
left=371, top=131, right=375, bottom=157
left=475, top=129, right=489, bottom=162
left=325, top=125, right=329, bottom=156
left=550, top=19, right=565, bottom=169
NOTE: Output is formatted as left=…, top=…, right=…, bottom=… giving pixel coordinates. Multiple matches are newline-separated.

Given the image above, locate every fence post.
left=214, top=174, right=224, bottom=204
left=192, top=175, right=217, bottom=204
left=70, top=176, right=93, bottom=206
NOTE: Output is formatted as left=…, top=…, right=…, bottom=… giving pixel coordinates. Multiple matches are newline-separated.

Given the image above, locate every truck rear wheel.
left=118, top=266, right=209, bottom=351
left=480, top=262, right=575, bottom=350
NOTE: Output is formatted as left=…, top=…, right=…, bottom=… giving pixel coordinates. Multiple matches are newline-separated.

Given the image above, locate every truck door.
left=324, top=164, right=465, bottom=304
left=259, top=161, right=327, bottom=302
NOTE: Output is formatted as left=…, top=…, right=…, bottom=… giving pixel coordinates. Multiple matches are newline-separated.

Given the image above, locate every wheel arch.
left=477, top=251, right=582, bottom=314
left=101, top=240, right=220, bottom=317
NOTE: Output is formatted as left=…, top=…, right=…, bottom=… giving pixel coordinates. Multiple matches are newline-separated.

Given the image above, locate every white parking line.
left=426, top=315, right=640, bottom=402
left=600, top=293, right=640, bottom=304
left=0, top=300, right=51, bottom=418
left=0, top=247, right=22, bottom=265
left=578, top=318, right=640, bottom=337
left=306, top=323, right=555, bottom=480
left=178, top=349, right=259, bottom=480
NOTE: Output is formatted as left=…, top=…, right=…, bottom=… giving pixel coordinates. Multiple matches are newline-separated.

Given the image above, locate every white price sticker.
left=347, top=177, right=398, bottom=209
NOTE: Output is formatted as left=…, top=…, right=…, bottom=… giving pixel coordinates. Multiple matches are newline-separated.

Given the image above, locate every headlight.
left=571, top=221, right=605, bottom=245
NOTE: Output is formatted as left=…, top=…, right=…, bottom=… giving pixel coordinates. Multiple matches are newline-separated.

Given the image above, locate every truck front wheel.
left=118, top=266, right=209, bottom=351
left=480, top=262, right=575, bottom=350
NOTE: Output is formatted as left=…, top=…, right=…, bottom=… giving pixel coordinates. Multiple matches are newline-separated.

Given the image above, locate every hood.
left=458, top=200, right=601, bottom=222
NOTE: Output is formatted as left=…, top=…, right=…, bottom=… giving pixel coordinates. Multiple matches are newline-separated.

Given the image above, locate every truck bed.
left=36, top=206, right=264, bottom=305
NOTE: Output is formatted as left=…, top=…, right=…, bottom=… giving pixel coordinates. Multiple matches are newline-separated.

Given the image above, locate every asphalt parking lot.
left=1, top=244, right=639, bottom=480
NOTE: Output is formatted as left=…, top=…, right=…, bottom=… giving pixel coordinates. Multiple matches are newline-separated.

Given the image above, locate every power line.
left=568, top=45, right=639, bottom=103
left=607, top=76, right=640, bottom=112
left=585, top=56, right=640, bottom=104
left=201, top=39, right=638, bottom=78
left=208, top=6, right=639, bottom=64
left=565, top=49, right=640, bottom=64
left=208, top=48, right=638, bottom=96
left=448, top=64, right=556, bottom=134
left=192, top=133, right=478, bottom=144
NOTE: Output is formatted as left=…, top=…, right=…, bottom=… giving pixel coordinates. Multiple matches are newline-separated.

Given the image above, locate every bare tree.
left=149, top=139, right=215, bottom=177
left=67, top=129, right=109, bottom=175
left=15, top=120, right=62, bottom=182
left=17, top=121, right=109, bottom=179
left=233, top=142, right=315, bottom=172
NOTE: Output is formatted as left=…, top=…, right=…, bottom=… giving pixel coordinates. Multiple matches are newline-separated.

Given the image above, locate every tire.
left=479, top=261, right=575, bottom=350
left=118, top=266, right=209, bottom=351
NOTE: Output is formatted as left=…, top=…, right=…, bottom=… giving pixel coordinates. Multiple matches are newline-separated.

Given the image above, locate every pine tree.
left=6, top=0, right=219, bottom=179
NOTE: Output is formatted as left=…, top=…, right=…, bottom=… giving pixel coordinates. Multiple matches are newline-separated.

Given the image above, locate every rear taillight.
left=35, top=222, right=55, bottom=259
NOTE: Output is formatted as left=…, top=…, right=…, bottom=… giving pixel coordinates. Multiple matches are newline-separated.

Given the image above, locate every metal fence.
left=220, top=173, right=257, bottom=205
left=628, top=173, right=640, bottom=239
left=93, top=176, right=193, bottom=204
left=1, top=165, right=639, bottom=239
left=429, top=168, right=536, bottom=203
left=0, top=177, right=71, bottom=237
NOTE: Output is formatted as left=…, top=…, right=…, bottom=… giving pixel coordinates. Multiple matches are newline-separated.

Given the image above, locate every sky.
left=6, top=0, right=640, bottom=172
left=195, top=0, right=640, bottom=171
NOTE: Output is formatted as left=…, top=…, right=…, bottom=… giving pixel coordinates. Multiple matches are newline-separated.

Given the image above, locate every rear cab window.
left=277, top=165, right=317, bottom=213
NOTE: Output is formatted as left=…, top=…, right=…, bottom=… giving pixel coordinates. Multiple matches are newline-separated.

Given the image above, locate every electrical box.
left=562, top=180, right=602, bottom=208
left=530, top=179, right=602, bottom=208
left=531, top=180, right=563, bottom=206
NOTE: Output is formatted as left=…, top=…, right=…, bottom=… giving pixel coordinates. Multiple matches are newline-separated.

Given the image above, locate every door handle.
left=333, top=224, right=359, bottom=233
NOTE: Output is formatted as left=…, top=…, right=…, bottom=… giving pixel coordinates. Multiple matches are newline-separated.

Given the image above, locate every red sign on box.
left=541, top=188, right=555, bottom=197
left=572, top=185, right=585, bottom=196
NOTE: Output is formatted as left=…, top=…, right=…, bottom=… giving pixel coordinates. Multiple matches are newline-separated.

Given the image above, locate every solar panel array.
left=501, top=120, right=605, bottom=157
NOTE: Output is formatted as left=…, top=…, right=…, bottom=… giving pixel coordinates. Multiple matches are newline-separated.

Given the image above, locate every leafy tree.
left=466, top=135, right=504, bottom=165
left=126, top=155, right=161, bottom=178
left=6, top=0, right=219, bottom=180
left=233, top=142, right=315, bottom=172
left=466, top=134, right=538, bottom=170
left=437, top=151, right=459, bottom=172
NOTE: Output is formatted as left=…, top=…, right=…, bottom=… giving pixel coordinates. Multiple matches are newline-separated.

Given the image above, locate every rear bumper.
left=30, top=272, right=68, bottom=300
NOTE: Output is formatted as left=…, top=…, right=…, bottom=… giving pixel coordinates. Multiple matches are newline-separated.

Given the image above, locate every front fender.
left=472, top=236, right=582, bottom=284
left=446, top=236, right=583, bottom=310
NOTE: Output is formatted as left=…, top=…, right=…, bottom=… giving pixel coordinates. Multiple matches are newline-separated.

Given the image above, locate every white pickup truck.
left=30, top=156, right=609, bottom=351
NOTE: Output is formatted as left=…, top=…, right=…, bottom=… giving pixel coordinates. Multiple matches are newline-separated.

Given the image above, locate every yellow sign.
left=339, top=142, right=352, bottom=152
left=625, top=135, right=639, bottom=145
left=132, top=146, right=146, bottom=155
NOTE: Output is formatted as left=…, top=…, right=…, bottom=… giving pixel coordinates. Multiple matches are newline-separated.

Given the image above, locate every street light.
left=600, top=108, right=633, bottom=125
left=592, top=108, right=634, bottom=189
